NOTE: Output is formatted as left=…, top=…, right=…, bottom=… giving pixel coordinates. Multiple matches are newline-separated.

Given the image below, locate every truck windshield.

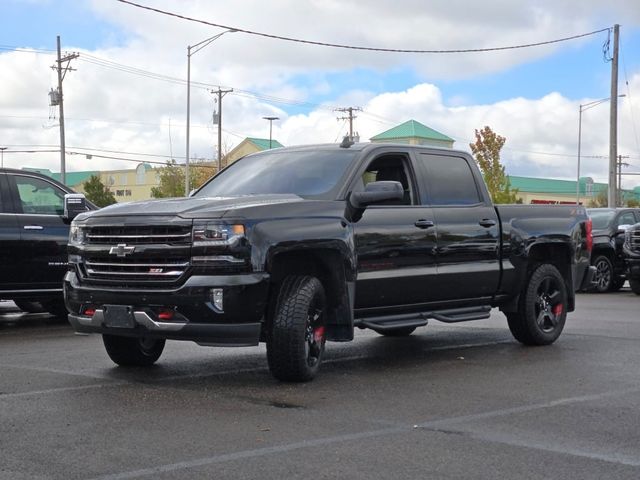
left=588, top=209, right=615, bottom=229
left=195, top=149, right=358, bottom=199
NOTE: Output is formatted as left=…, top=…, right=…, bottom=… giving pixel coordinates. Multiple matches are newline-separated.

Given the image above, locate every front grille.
left=629, top=230, right=640, bottom=252
left=84, top=257, right=189, bottom=280
left=85, top=225, right=191, bottom=245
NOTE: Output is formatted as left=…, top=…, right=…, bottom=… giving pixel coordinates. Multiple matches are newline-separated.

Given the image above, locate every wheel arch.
left=266, top=248, right=355, bottom=341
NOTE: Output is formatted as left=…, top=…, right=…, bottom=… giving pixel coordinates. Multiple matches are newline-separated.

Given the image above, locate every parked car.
left=586, top=208, right=640, bottom=292
left=623, top=222, right=640, bottom=295
left=65, top=143, right=595, bottom=381
left=0, top=168, right=92, bottom=317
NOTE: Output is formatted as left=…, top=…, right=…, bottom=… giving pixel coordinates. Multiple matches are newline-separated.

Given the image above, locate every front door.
left=9, top=173, right=70, bottom=289
left=0, top=173, right=23, bottom=291
left=352, top=152, right=438, bottom=311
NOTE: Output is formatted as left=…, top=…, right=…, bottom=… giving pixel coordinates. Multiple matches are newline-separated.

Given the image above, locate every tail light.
left=585, top=218, right=593, bottom=253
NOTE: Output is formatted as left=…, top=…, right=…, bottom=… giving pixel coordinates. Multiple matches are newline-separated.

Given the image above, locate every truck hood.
left=86, top=194, right=304, bottom=219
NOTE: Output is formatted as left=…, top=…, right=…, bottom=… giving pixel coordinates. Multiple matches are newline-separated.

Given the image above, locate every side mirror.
left=63, top=193, right=87, bottom=221
left=617, top=224, right=632, bottom=235
left=349, top=181, right=404, bottom=209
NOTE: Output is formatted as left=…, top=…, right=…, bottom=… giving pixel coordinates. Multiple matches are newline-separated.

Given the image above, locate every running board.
left=355, top=306, right=492, bottom=330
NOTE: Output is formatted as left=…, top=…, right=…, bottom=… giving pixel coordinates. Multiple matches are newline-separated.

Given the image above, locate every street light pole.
left=576, top=95, right=625, bottom=205
left=0, top=147, right=6, bottom=168
left=262, top=116, right=279, bottom=149
left=185, top=29, right=236, bottom=195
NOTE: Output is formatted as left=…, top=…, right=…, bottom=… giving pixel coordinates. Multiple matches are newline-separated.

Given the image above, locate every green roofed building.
left=370, top=119, right=455, bottom=148
left=508, top=175, right=640, bottom=205
left=225, top=137, right=284, bottom=166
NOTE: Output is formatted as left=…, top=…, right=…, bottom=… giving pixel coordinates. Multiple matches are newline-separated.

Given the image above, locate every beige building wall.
left=225, top=140, right=261, bottom=166
left=98, top=164, right=160, bottom=202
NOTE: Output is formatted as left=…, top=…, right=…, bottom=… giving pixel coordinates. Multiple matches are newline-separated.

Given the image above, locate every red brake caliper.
left=313, top=326, right=325, bottom=343
left=552, top=304, right=563, bottom=316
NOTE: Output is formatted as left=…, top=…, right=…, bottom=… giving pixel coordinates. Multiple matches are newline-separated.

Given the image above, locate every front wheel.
left=506, top=263, right=568, bottom=346
left=591, top=255, right=613, bottom=293
left=267, top=276, right=327, bottom=382
left=102, top=335, right=165, bottom=366
left=630, top=278, right=640, bottom=296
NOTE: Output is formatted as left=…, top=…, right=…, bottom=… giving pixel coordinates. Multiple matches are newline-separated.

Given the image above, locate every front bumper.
left=64, top=271, right=269, bottom=346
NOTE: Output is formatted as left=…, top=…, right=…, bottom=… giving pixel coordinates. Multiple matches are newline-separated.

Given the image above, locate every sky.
left=1, top=0, right=640, bottom=189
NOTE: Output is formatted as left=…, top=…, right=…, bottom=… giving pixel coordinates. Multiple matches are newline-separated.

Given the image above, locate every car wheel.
left=506, top=263, right=567, bottom=346
left=372, top=326, right=417, bottom=337
left=267, top=276, right=327, bottom=382
left=591, top=255, right=613, bottom=293
left=102, top=335, right=165, bottom=366
left=13, top=300, right=45, bottom=314
left=630, top=278, right=640, bottom=296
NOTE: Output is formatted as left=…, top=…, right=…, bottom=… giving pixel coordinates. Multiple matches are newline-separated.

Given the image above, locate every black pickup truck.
left=0, top=168, right=90, bottom=316
left=623, top=222, right=640, bottom=295
left=65, top=143, right=595, bottom=381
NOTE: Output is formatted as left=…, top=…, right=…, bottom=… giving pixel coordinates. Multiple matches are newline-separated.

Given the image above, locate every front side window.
left=419, top=154, right=481, bottom=206
left=15, top=175, right=65, bottom=215
left=618, top=212, right=637, bottom=227
left=357, top=155, right=415, bottom=205
left=587, top=209, right=615, bottom=229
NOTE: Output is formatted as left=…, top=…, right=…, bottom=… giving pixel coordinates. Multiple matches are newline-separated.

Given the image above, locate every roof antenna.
left=340, top=136, right=354, bottom=148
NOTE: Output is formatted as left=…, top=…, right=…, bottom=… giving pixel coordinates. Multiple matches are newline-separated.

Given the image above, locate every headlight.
left=69, top=223, right=85, bottom=246
left=192, top=223, right=245, bottom=247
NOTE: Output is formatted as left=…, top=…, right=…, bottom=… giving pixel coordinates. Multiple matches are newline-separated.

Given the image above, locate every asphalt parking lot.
left=1, top=290, right=639, bottom=480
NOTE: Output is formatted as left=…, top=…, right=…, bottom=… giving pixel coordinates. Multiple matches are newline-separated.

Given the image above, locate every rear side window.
left=418, top=154, right=481, bottom=205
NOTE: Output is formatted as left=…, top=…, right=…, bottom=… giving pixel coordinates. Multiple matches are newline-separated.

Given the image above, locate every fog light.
left=210, top=288, right=224, bottom=312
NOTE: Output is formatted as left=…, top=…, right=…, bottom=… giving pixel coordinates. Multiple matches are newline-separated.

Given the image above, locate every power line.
left=116, top=0, right=610, bottom=54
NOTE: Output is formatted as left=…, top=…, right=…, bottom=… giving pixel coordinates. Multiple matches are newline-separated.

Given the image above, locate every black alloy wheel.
left=506, top=263, right=568, bottom=346
left=592, top=255, right=613, bottom=293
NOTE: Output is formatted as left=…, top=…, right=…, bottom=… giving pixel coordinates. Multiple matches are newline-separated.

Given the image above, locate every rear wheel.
left=506, top=263, right=567, bottom=346
left=372, top=326, right=417, bottom=337
left=630, top=278, right=640, bottom=296
left=591, top=255, right=613, bottom=293
left=267, top=276, right=327, bottom=382
left=102, top=335, right=165, bottom=366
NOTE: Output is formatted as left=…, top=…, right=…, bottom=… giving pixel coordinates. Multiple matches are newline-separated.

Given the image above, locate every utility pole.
left=335, top=107, right=362, bottom=141
left=211, top=87, right=233, bottom=174
left=617, top=154, right=629, bottom=206
left=608, top=24, right=620, bottom=208
left=0, top=147, right=6, bottom=168
left=51, top=36, right=78, bottom=186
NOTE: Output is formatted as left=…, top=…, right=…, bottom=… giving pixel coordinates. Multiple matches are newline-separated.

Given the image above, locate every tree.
left=83, top=175, right=116, bottom=207
left=469, top=126, right=519, bottom=204
left=151, top=158, right=219, bottom=199
left=587, top=188, right=608, bottom=207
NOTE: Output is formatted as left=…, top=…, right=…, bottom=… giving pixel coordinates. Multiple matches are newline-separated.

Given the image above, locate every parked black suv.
left=587, top=208, right=640, bottom=292
left=0, top=168, right=91, bottom=316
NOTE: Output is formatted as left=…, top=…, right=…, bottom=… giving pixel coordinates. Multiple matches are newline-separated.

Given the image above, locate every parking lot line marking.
left=86, top=385, right=640, bottom=479
left=0, top=363, right=116, bottom=380
left=0, top=383, right=124, bottom=399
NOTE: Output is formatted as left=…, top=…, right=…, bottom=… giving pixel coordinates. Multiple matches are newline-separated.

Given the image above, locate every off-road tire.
left=506, top=263, right=568, bottom=346
left=102, top=335, right=165, bottom=366
left=373, top=326, right=417, bottom=337
left=266, top=276, right=327, bottom=382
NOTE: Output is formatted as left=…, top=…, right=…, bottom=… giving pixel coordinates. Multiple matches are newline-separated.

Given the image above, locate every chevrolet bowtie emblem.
left=109, top=243, right=135, bottom=257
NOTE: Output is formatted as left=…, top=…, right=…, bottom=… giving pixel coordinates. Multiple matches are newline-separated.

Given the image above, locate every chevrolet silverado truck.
left=0, top=168, right=91, bottom=317
left=65, top=142, right=595, bottom=381
left=623, top=222, right=640, bottom=295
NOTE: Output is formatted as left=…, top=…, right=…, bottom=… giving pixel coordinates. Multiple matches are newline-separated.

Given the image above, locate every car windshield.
left=195, top=149, right=359, bottom=199
left=588, top=209, right=615, bottom=229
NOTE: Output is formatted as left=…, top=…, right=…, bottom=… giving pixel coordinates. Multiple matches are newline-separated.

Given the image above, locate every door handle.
left=479, top=219, right=496, bottom=228
left=23, top=225, right=44, bottom=230
left=414, top=219, right=435, bottom=229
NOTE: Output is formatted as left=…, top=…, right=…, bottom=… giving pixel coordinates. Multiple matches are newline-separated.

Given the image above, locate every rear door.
left=0, top=173, right=23, bottom=291
left=8, top=173, right=71, bottom=289
left=415, top=152, right=500, bottom=302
